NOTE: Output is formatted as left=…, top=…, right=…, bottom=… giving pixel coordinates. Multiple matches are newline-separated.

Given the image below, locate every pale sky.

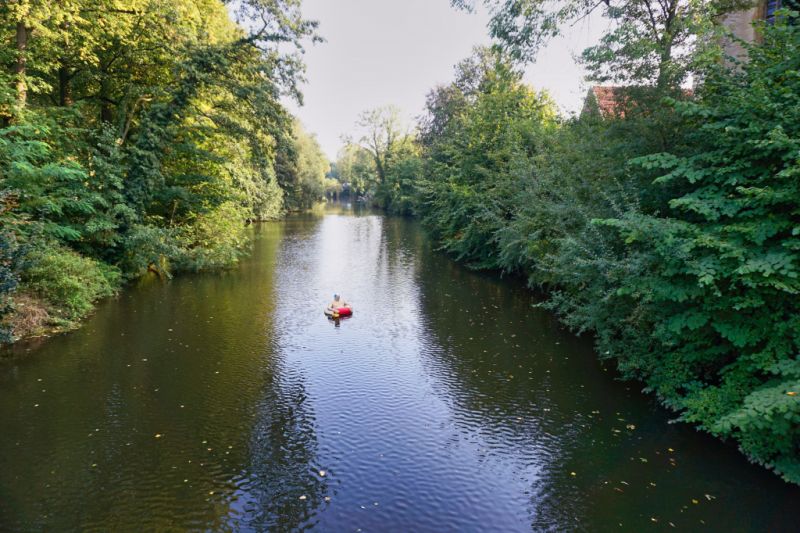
left=287, top=0, right=607, bottom=160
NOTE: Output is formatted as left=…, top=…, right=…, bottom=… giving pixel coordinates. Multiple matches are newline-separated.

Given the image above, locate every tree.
left=417, top=48, right=558, bottom=267
left=335, top=141, right=377, bottom=199
left=453, top=0, right=751, bottom=88
left=288, top=120, right=328, bottom=209
left=595, top=15, right=800, bottom=483
left=0, top=0, right=321, bottom=341
left=356, top=105, right=409, bottom=186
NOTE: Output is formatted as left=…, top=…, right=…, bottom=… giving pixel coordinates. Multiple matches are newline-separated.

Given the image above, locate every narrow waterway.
left=1, top=208, right=797, bottom=532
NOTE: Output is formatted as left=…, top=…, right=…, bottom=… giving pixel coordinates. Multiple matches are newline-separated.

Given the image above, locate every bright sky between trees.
left=287, top=0, right=607, bottom=160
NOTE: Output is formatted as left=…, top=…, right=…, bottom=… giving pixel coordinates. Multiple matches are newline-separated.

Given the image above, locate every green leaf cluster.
left=0, top=0, right=320, bottom=342
left=414, top=17, right=800, bottom=483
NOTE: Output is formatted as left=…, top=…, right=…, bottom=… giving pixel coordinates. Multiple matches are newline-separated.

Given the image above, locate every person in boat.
left=327, top=294, right=351, bottom=314
left=328, top=294, right=350, bottom=311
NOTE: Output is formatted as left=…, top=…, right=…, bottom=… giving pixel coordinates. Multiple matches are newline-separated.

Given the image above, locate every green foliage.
left=283, top=120, right=329, bottom=210
left=0, top=117, right=135, bottom=255
left=453, top=0, right=751, bottom=87
left=380, top=148, right=422, bottom=215
left=335, top=142, right=378, bottom=199
left=0, top=223, right=21, bottom=343
left=413, top=10, right=800, bottom=484
left=22, top=242, right=119, bottom=324
left=592, top=18, right=800, bottom=482
left=417, top=48, right=557, bottom=268
left=0, top=0, right=320, bottom=343
left=334, top=105, right=420, bottom=211
left=175, top=201, right=251, bottom=271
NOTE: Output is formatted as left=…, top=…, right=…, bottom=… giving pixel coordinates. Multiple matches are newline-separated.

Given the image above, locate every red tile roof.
left=583, top=86, right=630, bottom=118
left=582, top=85, right=694, bottom=118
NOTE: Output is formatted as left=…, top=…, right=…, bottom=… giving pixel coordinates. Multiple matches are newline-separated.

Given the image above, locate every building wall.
left=722, top=4, right=763, bottom=59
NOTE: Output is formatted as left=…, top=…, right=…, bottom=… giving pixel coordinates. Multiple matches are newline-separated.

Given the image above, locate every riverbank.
left=0, top=1, right=331, bottom=350
left=0, top=204, right=331, bottom=350
left=2, top=211, right=799, bottom=531
left=381, top=24, right=800, bottom=485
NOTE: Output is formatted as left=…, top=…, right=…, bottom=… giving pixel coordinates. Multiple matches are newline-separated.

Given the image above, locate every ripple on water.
left=1, top=212, right=799, bottom=532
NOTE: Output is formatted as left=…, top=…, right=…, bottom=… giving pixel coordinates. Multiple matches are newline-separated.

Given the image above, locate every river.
left=1, top=207, right=798, bottom=532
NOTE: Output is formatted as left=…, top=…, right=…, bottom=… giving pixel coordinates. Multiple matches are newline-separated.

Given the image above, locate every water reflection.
left=409, top=218, right=800, bottom=531
left=1, top=208, right=799, bottom=532
left=0, top=223, right=326, bottom=531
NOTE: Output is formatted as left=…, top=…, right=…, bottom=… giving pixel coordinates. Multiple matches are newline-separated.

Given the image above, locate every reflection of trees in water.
left=229, top=219, right=327, bottom=531
left=410, top=231, right=591, bottom=529
left=231, top=356, right=327, bottom=531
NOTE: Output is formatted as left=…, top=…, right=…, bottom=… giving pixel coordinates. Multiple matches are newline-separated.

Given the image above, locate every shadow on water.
left=0, top=206, right=798, bottom=532
left=0, top=223, right=326, bottom=531
left=405, top=215, right=800, bottom=532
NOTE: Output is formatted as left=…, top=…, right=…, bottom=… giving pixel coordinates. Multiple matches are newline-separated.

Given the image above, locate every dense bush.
left=380, top=150, right=423, bottom=216
left=595, top=21, right=800, bottom=482
left=0, top=0, right=322, bottom=343
left=414, top=18, right=800, bottom=483
left=417, top=50, right=558, bottom=268
left=0, top=228, right=20, bottom=343
left=176, top=201, right=251, bottom=272
left=22, top=243, right=120, bottom=325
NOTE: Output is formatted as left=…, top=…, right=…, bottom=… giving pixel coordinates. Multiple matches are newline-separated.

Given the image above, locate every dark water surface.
left=1, top=208, right=798, bottom=532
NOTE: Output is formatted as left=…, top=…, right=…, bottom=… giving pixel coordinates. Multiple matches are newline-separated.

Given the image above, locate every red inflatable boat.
left=325, top=306, right=353, bottom=318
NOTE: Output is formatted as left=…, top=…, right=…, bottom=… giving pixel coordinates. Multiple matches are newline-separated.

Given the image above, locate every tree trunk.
left=58, top=18, right=72, bottom=106
left=15, top=21, right=27, bottom=110
left=58, top=65, right=73, bottom=106
left=374, top=155, right=386, bottom=185
left=656, top=0, right=678, bottom=90
left=100, top=75, right=112, bottom=122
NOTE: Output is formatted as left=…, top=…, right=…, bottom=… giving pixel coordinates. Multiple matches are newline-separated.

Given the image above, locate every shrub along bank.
left=406, top=18, right=800, bottom=483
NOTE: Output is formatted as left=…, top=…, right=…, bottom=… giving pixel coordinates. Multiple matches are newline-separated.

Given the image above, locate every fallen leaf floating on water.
left=319, top=470, right=326, bottom=477
left=299, top=495, right=307, bottom=501
left=155, top=434, right=162, bottom=439
left=787, top=391, right=797, bottom=396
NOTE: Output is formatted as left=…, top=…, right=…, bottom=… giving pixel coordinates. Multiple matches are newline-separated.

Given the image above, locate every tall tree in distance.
left=334, top=141, right=377, bottom=199
left=356, top=105, right=409, bottom=186
left=288, top=119, right=329, bottom=209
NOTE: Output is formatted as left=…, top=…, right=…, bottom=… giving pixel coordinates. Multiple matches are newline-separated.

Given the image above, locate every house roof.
left=581, top=85, right=694, bottom=118
left=582, top=86, right=630, bottom=118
